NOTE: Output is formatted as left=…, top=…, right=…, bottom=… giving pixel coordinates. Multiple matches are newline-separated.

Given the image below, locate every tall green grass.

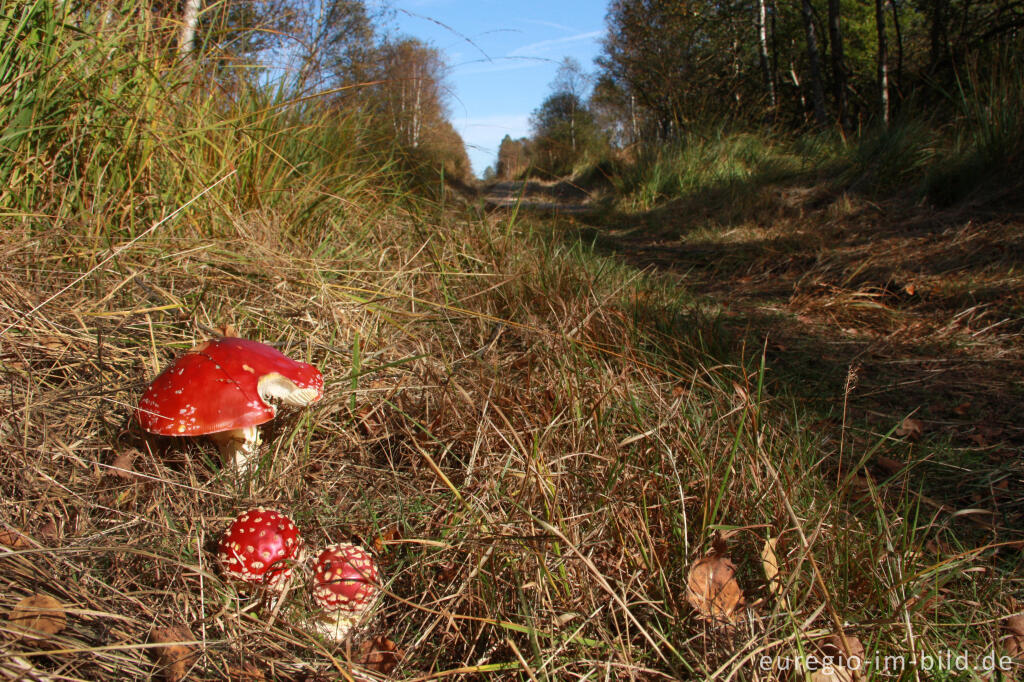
left=925, top=54, right=1024, bottom=204
left=0, top=0, right=412, bottom=246
left=592, top=59, right=1024, bottom=212
left=606, top=129, right=801, bottom=211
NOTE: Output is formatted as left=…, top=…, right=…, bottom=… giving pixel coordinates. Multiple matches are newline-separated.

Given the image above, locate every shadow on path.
left=490, top=179, right=1024, bottom=479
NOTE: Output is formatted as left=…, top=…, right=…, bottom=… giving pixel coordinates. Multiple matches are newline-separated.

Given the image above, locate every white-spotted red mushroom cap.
left=136, top=337, right=323, bottom=437
left=312, top=543, right=380, bottom=613
left=217, top=508, right=304, bottom=591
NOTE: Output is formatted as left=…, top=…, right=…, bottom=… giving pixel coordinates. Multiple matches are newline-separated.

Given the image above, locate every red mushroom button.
left=311, top=543, right=381, bottom=641
left=136, top=337, right=323, bottom=471
left=217, top=508, right=305, bottom=592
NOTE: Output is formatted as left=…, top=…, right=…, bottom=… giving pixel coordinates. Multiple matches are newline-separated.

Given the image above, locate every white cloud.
left=521, top=19, right=578, bottom=33
left=509, top=30, right=603, bottom=58
left=454, top=56, right=551, bottom=76
left=453, top=28, right=605, bottom=76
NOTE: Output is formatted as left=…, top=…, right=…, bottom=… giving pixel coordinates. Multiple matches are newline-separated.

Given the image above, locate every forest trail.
left=486, top=179, right=1024, bottom=458
left=484, top=180, right=597, bottom=214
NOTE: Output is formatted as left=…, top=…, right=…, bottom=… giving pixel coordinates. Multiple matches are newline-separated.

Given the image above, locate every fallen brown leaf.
left=356, top=635, right=403, bottom=675
left=9, top=594, right=66, bottom=640
left=150, top=625, right=198, bottom=682
left=1005, top=614, right=1024, bottom=658
left=228, top=662, right=266, bottom=681
left=0, top=528, right=32, bottom=549
left=216, top=323, right=238, bottom=338
left=686, top=553, right=745, bottom=623
left=969, top=433, right=988, bottom=447
left=896, top=417, right=923, bottom=440
left=805, top=632, right=865, bottom=682
left=826, top=632, right=865, bottom=661
left=373, top=527, right=402, bottom=554
left=761, top=537, right=783, bottom=597
left=109, top=450, right=139, bottom=480
left=435, top=561, right=459, bottom=582
left=38, top=519, right=61, bottom=543
left=874, top=455, right=904, bottom=475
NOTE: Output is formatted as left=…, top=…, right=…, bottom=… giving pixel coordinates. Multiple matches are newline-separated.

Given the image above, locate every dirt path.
left=484, top=180, right=597, bottom=214
left=487, top=180, right=1024, bottom=457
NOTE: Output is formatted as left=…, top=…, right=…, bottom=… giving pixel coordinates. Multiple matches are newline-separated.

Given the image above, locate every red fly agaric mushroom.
left=310, top=543, right=381, bottom=641
left=136, top=337, right=323, bottom=471
left=217, top=508, right=305, bottom=592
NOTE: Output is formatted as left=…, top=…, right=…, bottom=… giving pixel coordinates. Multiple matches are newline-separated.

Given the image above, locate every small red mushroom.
left=310, top=543, right=381, bottom=641
left=136, top=337, right=323, bottom=471
left=217, top=508, right=305, bottom=592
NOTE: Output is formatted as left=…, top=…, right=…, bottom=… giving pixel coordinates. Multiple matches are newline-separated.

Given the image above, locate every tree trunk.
left=800, top=0, right=829, bottom=126
left=630, top=94, right=639, bottom=145
left=412, top=70, right=422, bottom=147
left=570, top=97, right=576, bottom=153
left=178, top=0, right=202, bottom=57
left=827, top=0, right=849, bottom=130
left=757, top=0, right=777, bottom=111
left=928, top=0, right=949, bottom=73
left=790, top=66, right=807, bottom=112
left=875, top=0, right=890, bottom=126
left=890, top=0, right=904, bottom=105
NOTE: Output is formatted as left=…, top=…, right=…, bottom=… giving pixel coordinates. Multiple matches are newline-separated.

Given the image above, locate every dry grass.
left=2, top=179, right=1022, bottom=679
left=1, top=11, right=1021, bottom=669
left=585, top=184, right=1024, bottom=449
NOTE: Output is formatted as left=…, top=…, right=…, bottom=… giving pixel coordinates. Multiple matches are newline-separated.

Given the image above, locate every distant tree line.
left=496, top=0, right=1023, bottom=179
left=496, top=58, right=607, bottom=180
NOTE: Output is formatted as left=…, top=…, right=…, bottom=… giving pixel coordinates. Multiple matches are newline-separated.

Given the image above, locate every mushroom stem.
left=209, top=425, right=261, bottom=471
left=310, top=611, right=366, bottom=642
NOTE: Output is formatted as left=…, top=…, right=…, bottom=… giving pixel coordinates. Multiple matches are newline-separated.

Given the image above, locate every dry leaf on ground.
left=814, top=633, right=865, bottom=681
left=8, top=594, right=66, bottom=640
left=38, top=519, right=62, bottom=543
left=874, top=455, right=905, bottom=475
left=825, top=632, right=865, bottom=662
left=0, top=528, right=32, bottom=549
left=1005, top=614, right=1024, bottom=658
left=356, top=635, right=403, bottom=675
left=150, top=625, right=198, bottom=682
left=216, top=322, right=238, bottom=338
left=228, top=662, right=266, bottom=681
left=896, top=417, right=923, bottom=439
left=761, top=537, right=783, bottom=596
left=109, top=450, right=139, bottom=480
left=686, top=553, right=745, bottom=623
left=794, top=632, right=865, bottom=682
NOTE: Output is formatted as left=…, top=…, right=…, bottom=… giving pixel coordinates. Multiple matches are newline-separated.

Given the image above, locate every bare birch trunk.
left=876, top=0, right=890, bottom=126
left=178, top=0, right=202, bottom=57
left=412, top=70, right=422, bottom=147
left=758, top=0, right=776, bottom=110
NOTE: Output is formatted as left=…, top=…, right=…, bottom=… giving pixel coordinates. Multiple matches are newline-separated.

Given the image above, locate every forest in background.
left=496, top=0, right=1024, bottom=209
left=0, top=0, right=472, bottom=235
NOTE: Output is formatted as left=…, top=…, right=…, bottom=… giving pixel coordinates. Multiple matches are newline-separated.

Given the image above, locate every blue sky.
left=389, top=1, right=609, bottom=176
